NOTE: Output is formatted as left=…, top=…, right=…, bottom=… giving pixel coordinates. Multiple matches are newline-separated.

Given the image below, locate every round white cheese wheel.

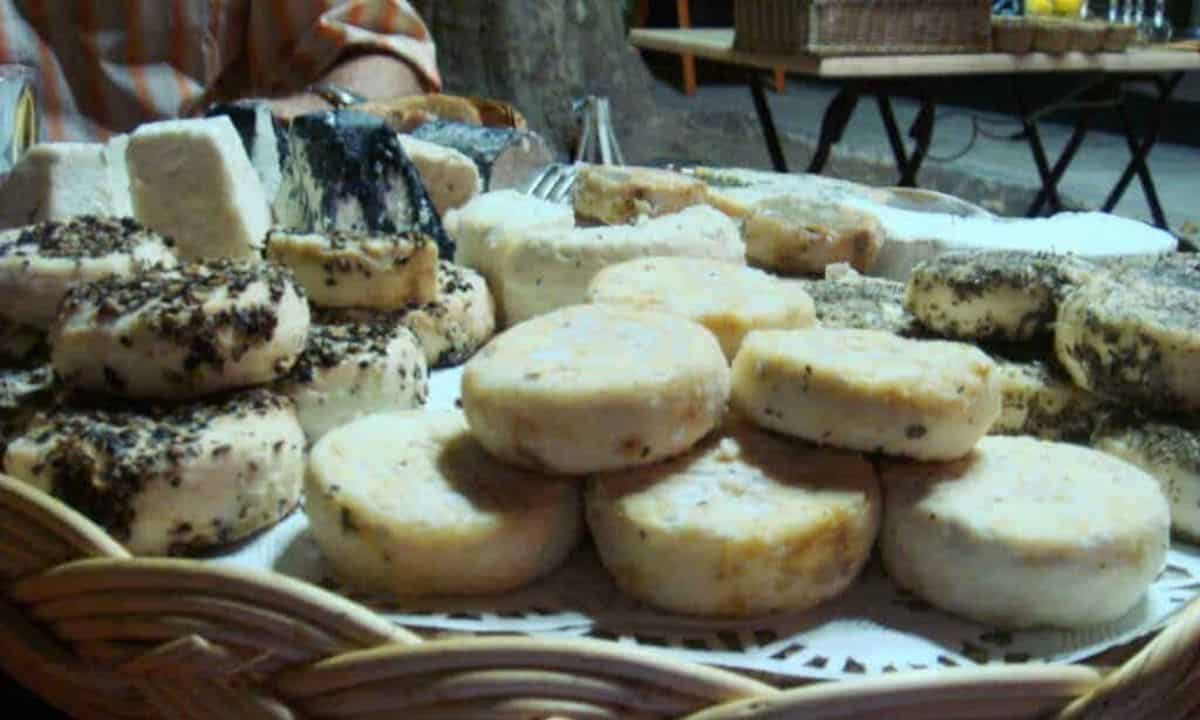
left=881, top=436, right=1170, bottom=628
left=1093, top=415, right=1200, bottom=543
left=306, top=410, right=583, bottom=597
left=585, top=256, right=816, bottom=361
left=732, top=328, right=1001, bottom=461
left=1056, top=255, right=1200, bottom=412
left=5, top=389, right=305, bottom=555
left=275, top=321, right=428, bottom=442
left=0, top=216, right=177, bottom=329
left=462, top=305, right=730, bottom=475
left=587, top=419, right=880, bottom=617
left=50, top=259, right=310, bottom=399
left=905, top=250, right=1096, bottom=342
left=990, top=358, right=1114, bottom=443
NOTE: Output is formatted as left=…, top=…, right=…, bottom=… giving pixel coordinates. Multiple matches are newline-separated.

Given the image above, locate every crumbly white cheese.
left=306, top=409, right=583, bottom=597
left=587, top=419, right=880, bottom=617
left=732, top=328, right=1001, bottom=461
left=0, top=141, right=133, bottom=230
left=572, top=164, right=708, bottom=225
left=881, top=436, right=1170, bottom=628
left=462, top=305, right=730, bottom=475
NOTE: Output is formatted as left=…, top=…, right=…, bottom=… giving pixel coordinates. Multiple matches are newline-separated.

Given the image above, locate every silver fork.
left=524, top=95, right=624, bottom=203
left=523, top=163, right=580, bottom=203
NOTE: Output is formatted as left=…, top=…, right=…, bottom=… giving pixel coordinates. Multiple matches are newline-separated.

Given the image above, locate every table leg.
left=807, top=85, right=861, bottom=174
left=1011, top=77, right=1063, bottom=215
left=875, top=95, right=913, bottom=182
left=748, top=71, right=788, bottom=173
left=1102, top=72, right=1183, bottom=230
left=1029, top=114, right=1091, bottom=216
left=903, top=94, right=936, bottom=188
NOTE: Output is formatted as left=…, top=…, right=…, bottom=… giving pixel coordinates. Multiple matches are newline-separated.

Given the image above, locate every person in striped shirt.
left=0, top=0, right=441, bottom=141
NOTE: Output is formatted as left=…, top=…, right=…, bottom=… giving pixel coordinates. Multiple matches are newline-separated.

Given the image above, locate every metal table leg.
left=807, top=84, right=861, bottom=174
left=1102, top=72, right=1184, bottom=230
left=748, top=70, right=788, bottom=172
left=1011, top=76, right=1064, bottom=215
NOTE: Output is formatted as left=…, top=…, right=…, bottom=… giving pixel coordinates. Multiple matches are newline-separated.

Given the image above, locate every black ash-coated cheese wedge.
left=410, top=119, right=553, bottom=192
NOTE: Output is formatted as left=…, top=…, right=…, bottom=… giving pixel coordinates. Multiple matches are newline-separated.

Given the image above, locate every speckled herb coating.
left=14, top=388, right=294, bottom=545
left=284, top=321, right=426, bottom=393
left=0, top=216, right=173, bottom=260
left=0, top=363, right=56, bottom=458
left=264, top=228, right=432, bottom=290
left=798, top=275, right=920, bottom=336
left=990, top=357, right=1114, bottom=443
left=289, top=111, right=453, bottom=257
left=906, top=250, right=1096, bottom=342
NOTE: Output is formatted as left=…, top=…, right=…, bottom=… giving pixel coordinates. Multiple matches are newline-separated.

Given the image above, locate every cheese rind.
left=498, top=205, right=745, bottom=325
left=51, top=260, right=310, bottom=399
left=265, top=229, right=438, bottom=309
left=306, top=410, right=583, bottom=597
left=5, top=389, right=305, bottom=556
left=586, top=256, right=816, bottom=361
left=572, top=165, right=707, bottom=225
left=0, top=142, right=133, bottom=230
left=462, top=305, right=730, bottom=475
left=742, top=195, right=884, bottom=275
left=798, top=265, right=918, bottom=335
left=732, top=328, right=1001, bottom=460
left=881, top=436, right=1170, bottom=628
left=0, top=216, right=177, bottom=329
left=127, top=116, right=271, bottom=261
left=1055, top=255, right=1200, bottom=411
left=275, top=322, right=428, bottom=442
left=587, top=419, right=880, bottom=617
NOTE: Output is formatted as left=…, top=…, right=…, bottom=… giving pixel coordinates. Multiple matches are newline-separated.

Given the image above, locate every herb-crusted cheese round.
left=5, top=388, right=305, bottom=555
left=881, top=436, right=1170, bottom=628
left=1093, top=415, right=1200, bottom=543
left=798, top=267, right=917, bottom=335
left=906, top=250, right=1096, bottom=342
left=1055, top=255, right=1200, bottom=411
left=0, top=364, right=56, bottom=463
left=586, top=256, right=816, bottom=361
left=306, top=410, right=583, bottom=597
left=587, top=419, right=880, bottom=617
left=275, top=321, right=428, bottom=442
left=462, top=305, right=730, bottom=475
left=0, top=216, right=177, bottom=329
left=732, top=328, right=1001, bottom=461
left=990, top=358, right=1114, bottom=442
left=50, top=259, right=310, bottom=399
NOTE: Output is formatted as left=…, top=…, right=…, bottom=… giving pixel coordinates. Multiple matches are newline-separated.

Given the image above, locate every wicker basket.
left=733, top=0, right=993, bottom=56
left=1, top=474, right=1199, bottom=719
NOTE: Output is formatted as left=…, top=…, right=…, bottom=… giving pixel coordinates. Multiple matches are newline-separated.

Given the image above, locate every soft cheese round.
left=572, top=165, right=707, bottom=225
left=51, top=259, right=310, bottom=399
left=587, top=419, right=880, bottom=617
left=1093, top=415, right=1200, bottom=543
left=881, top=436, right=1170, bottom=628
left=906, top=250, right=1096, bottom=342
left=586, top=257, right=816, bottom=361
left=732, top=329, right=1001, bottom=461
left=306, top=410, right=583, bottom=597
left=264, top=229, right=439, bottom=310
left=5, top=389, right=305, bottom=555
left=498, top=205, right=745, bottom=325
left=798, top=265, right=918, bottom=335
left=0, top=216, right=177, bottom=329
left=1055, top=255, right=1200, bottom=411
left=275, top=321, right=428, bottom=442
left=314, top=261, right=495, bottom=368
left=990, top=357, right=1113, bottom=442
left=742, top=195, right=884, bottom=275
left=462, top=305, right=730, bottom=475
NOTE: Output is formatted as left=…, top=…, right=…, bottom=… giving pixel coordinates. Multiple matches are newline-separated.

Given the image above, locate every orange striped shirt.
left=0, top=0, right=441, bottom=140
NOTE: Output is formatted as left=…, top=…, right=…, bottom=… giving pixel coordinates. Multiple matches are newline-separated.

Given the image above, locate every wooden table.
left=629, top=28, right=1200, bottom=229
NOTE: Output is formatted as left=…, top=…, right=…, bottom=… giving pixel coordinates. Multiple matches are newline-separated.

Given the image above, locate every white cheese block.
left=587, top=418, right=880, bottom=617
left=127, top=116, right=271, bottom=261
left=881, top=436, right=1170, bottom=628
left=315, top=261, right=495, bottom=368
left=51, top=260, right=310, bottom=400
left=797, top=264, right=918, bottom=335
left=0, top=216, right=177, bottom=329
left=204, top=100, right=287, bottom=216
left=572, top=164, right=707, bottom=225
left=275, top=322, right=428, bottom=442
left=5, top=389, right=306, bottom=556
left=0, top=142, right=133, bottom=229
left=990, top=358, right=1114, bottom=442
left=906, top=251, right=1097, bottom=342
left=498, top=205, right=745, bottom=325
left=264, top=229, right=439, bottom=309
left=1092, top=415, right=1200, bottom=543
left=1055, top=255, right=1200, bottom=412
left=462, top=305, right=730, bottom=475
left=586, top=256, right=816, bottom=361
left=306, top=409, right=583, bottom=597
left=102, top=134, right=134, bottom=217
left=741, top=194, right=884, bottom=275
left=732, top=328, right=1002, bottom=461
left=398, top=135, right=482, bottom=214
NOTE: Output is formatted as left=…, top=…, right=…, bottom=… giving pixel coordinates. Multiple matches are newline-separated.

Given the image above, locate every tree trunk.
left=410, top=0, right=658, bottom=156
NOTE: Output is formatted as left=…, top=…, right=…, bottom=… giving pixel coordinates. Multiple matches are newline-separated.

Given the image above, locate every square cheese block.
left=0, top=140, right=133, bottom=229
left=398, top=135, right=481, bottom=214
left=205, top=99, right=289, bottom=217
left=127, top=116, right=271, bottom=260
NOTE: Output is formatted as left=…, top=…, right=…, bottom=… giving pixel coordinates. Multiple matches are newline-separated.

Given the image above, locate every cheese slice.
left=572, top=164, right=707, bottom=225
left=0, top=141, right=133, bottom=230
left=587, top=419, right=880, bottom=617
left=881, top=436, right=1170, bottom=628
left=741, top=194, right=884, bottom=275
left=306, top=410, right=583, bottom=597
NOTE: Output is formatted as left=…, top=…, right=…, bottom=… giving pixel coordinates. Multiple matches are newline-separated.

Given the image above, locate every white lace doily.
left=210, top=366, right=1200, bottom=680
